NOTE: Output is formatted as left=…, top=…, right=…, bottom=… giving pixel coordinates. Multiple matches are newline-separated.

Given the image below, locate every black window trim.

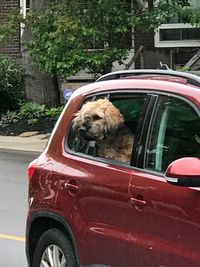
left=134, top=94, right=158, bottom=168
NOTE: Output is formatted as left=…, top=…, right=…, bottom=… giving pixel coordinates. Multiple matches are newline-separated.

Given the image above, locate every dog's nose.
left=79, top=127, right=87, bottom=134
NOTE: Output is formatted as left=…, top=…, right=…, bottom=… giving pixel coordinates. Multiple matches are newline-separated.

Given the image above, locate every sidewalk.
left=0, top=133, right=50, bottom=156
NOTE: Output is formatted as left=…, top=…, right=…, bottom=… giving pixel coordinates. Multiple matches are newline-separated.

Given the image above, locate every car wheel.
left=32, top=228, right=77, bottom=267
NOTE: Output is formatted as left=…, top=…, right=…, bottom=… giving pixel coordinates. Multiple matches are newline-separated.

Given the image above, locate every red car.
left=26, top=70, right=200, bottom=267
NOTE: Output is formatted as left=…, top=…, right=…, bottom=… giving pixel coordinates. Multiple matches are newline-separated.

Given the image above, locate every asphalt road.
left=0, top=152, right=36, bottom=267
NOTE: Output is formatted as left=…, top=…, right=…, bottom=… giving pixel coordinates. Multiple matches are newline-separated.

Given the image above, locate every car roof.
left=96, top=69, right=200, bottom=87
left=70, top=78, right=200, bottom=108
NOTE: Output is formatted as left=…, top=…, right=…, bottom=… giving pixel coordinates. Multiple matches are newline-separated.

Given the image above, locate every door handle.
left=65, top=180, right=79, bottom=195
left=130, top=197, right=147, bottom=209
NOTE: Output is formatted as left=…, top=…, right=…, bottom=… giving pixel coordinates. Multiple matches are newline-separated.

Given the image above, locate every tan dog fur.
left=73, top=99, right=134, bottom=163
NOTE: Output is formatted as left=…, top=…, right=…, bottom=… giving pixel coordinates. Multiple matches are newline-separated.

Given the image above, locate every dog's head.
left=72, top=99, right=124, bottom=142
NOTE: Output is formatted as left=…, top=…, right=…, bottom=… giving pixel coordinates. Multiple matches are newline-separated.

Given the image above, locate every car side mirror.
left=165, top=157, right=200, bottom=187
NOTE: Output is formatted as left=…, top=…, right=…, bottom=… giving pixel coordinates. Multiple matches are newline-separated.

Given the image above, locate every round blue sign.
left=63, top=89, right=73, bottom=100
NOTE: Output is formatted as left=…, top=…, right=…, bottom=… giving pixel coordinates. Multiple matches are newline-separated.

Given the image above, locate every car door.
left=57, top=92, right=150, bottom=267
left=129, top=94, right=200, bottom=267
left=61, top=157, right=133, bottom=267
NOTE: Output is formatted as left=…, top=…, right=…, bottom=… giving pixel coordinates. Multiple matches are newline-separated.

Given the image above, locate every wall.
left=134, top=29, right=171, bottom=69
left=134, top=28, right=199, bottom=70
left=0, top=0, right=21, bottom=61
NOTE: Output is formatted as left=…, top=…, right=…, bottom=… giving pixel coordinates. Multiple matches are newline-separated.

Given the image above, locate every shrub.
left=19, top=102, right=46, bottom=125
left=1, top=101, right=64, bottom=126
left=0, top=55, right=24, bottom=115
left=0, top=111, right=19, bottom=128
left=45, top=106, right=64, bottom=120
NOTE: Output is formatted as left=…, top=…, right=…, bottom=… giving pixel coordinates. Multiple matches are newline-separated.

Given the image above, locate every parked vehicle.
left=26, top=70, right=200, bottom=267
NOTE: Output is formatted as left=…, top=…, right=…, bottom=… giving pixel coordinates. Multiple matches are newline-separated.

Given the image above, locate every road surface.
left=0, top=152, right=36, bottom=267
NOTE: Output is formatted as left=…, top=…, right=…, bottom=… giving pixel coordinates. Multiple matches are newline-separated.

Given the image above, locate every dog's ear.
left=103, top=103, right=124, bottom=135
left=92, top=111, right=104, bottom=121
left=72, top=111, right=82, bottom=132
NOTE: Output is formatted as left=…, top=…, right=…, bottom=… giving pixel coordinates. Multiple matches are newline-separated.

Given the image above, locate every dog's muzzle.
left=78, top=126, right=94, bottom=141
left=79, top=126, right=87, bottom=135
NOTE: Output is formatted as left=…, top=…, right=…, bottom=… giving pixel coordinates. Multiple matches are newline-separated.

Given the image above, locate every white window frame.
left=20, top=0, right=30, bottom=36
left=154, top=23, right=200, bottom=48
left=20, top=0, right=30, bottom=18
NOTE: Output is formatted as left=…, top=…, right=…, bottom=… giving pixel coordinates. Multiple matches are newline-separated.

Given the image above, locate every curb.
left=0, top=133, right=49, bottom=157
left=0, top=147, right=43, bottom=157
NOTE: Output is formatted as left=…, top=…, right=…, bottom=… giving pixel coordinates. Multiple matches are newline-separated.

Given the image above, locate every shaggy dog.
left=72, top=98, right=134, bottom=163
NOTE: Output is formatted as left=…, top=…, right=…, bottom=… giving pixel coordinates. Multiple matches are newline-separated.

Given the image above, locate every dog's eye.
left=85, top=115, right=92, bottom=120
left=92, top=114, right=102, bottom=121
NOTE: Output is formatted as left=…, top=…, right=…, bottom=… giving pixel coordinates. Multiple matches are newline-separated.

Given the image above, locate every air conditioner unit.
left=154, top=23, right=200, bottom=48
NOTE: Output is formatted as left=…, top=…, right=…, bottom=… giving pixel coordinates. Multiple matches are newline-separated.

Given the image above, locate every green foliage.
left=45, top=106, right=64, bottom=119
left=176, top=65, right=191, bottom=71
left=25, top=0, right=134, bottom=77
left=0, top=0, right=199, bottom=78
left=0, top=11, right=24, bottom=42
left=0, top=101, right=64, bottom=127
left=0, top=111, right=19, bottom=128
left=135, top=0, right=200, bottom=31
left=19, top=102, right=46, bottom=125
left=18, top=101, right=63, bottom=125
left=0, top=55, right=25, bottom=115
left=26, top=118, right=38, bottom=125
left=25, top=0, right=200, bottom=77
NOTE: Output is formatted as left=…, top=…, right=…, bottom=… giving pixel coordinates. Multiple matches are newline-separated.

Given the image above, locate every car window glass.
left=145, top=97, right=200, bottom=172
left=67, top=95, right=146, bottom=165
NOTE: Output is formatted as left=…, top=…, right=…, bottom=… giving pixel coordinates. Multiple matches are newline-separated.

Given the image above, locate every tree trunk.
left=21, top=0, right=60, bottom=107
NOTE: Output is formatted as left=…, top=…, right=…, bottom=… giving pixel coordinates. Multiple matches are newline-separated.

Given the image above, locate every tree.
left=26, top=0, right=134, bottom=77
left=23, top=0, right=200, bottom=77
left=21, top=0, right=60, bottom=107
left=134, top=0, right=200, bottom=29
left=0, top=0, right=199, bottom=104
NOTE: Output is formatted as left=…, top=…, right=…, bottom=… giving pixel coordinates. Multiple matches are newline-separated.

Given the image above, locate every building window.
left=154, top=0, right=200, bottom=47
left=20, top=0, right=30, bottom=18
left=20, top=0, right=30, bottom=36
left=160, top=27, right=200, bottom=41
left=155, top=23, right=200, bottom=48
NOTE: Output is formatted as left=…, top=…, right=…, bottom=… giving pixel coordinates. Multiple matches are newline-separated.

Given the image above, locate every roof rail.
left=96, top=69, right=200, bottom=87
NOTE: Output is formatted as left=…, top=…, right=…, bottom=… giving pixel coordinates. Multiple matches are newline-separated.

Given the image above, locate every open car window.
left=67, top=93, right=146, bottom=165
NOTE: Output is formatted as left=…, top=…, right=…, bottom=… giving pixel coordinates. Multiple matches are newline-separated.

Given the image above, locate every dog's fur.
left=72, top=99, right=134, bottom=163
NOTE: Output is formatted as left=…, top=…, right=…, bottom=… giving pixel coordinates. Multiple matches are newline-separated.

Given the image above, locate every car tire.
left=32, top=228, right=77, bottom=267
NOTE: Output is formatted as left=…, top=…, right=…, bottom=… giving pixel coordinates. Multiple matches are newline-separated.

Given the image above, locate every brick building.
left=0, top=0, right=21, bottom=61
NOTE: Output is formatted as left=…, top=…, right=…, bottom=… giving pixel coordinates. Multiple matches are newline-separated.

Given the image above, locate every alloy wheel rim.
left=40, top=244, right=67, bottom=267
